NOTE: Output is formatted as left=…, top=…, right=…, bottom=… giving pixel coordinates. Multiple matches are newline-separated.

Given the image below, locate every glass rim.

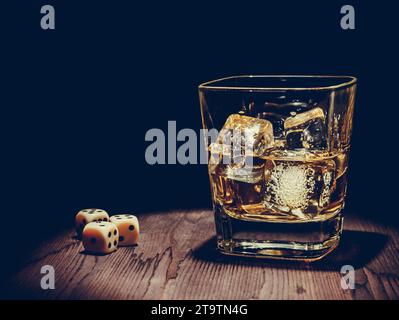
left=198, top=75, right=357, bottom=92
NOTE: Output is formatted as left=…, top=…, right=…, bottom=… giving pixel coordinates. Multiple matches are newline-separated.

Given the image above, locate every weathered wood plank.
left=5, top=211, right=399, bottom=300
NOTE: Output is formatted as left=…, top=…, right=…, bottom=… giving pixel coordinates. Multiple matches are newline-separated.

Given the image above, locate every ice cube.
left=302, top=119, right=327, bottom=149
left=284, top=107, right=325, bottom=129
left=215, top=114, right=274, bottom=157
left=283, top=107, right=327, bottom=150
left=256, top=112, right=285, bottom=139
left=225, top=157, right=264, bottom=183
left=285, top=130, right=303, bottom=149
left=208, top=142, right=250, bottom=176
left=263, top=157, right=336, bottom=218
left=209, top=151, right=264, bottom=184
left=319, top=171, right=334, bottom=207
left=264, top=161, right=316, bottom=211
left=291, top=208, right=307, bottom=219
left=209, top=114, right=273, bottom=185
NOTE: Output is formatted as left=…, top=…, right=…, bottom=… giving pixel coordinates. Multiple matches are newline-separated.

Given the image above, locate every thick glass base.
left=214, top=205, right=343, bottom=262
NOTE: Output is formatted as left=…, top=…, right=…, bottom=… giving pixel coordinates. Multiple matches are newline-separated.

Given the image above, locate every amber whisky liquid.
left=209, top=149, right=348, bottom=260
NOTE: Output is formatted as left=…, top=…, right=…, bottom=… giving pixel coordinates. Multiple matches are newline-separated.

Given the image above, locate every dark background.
left=1, top=1, right=398, bottom=279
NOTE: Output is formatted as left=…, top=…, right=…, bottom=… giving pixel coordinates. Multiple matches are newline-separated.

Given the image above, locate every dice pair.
left=75, top=209, right=140, bottom=254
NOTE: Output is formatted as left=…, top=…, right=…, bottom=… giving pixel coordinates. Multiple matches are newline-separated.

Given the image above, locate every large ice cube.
left=264, top=161, right=315, bottom=210
left=209, top=114, right=273, bottom=181
left=214, top=114, right=273, bottom=185
left=284, top=107, right=327, bottom=150
left=215, top=114, right=274, bottom=157
left=263, top=157, right=335, bottom=219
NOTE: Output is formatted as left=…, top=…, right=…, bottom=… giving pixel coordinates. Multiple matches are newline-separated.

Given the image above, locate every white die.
left=110, top=214, right=140, bottom=246
left=82, top=221, right=119, bottom=254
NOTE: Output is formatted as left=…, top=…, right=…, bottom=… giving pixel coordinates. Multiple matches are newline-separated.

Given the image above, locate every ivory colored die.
left=82, top=221, right=119, bottom=254
left=75, top=208, right=109, bottom=236
left=110, top=214, right=140, bottom=246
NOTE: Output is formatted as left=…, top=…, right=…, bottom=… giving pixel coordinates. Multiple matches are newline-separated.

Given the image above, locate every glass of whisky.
left=199, top=75, right=357, bottom=261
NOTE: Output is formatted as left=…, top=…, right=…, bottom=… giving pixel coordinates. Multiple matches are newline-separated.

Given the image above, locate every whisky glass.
left=199, top=75, right=357, bottom=261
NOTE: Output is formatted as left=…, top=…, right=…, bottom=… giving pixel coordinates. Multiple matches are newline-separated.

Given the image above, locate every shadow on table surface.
left=191, top=230, right=388, bottom=271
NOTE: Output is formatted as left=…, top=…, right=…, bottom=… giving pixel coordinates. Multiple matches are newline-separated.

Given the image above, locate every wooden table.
left=5, top=210, right=399, bottom=300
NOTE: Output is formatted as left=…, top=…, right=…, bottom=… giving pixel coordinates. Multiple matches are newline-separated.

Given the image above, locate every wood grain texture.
left=5, top=210, right=399, bottom=300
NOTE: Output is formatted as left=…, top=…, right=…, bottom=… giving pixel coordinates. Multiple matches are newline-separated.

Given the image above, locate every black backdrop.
left=1, top=1, right=398, bottom=277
